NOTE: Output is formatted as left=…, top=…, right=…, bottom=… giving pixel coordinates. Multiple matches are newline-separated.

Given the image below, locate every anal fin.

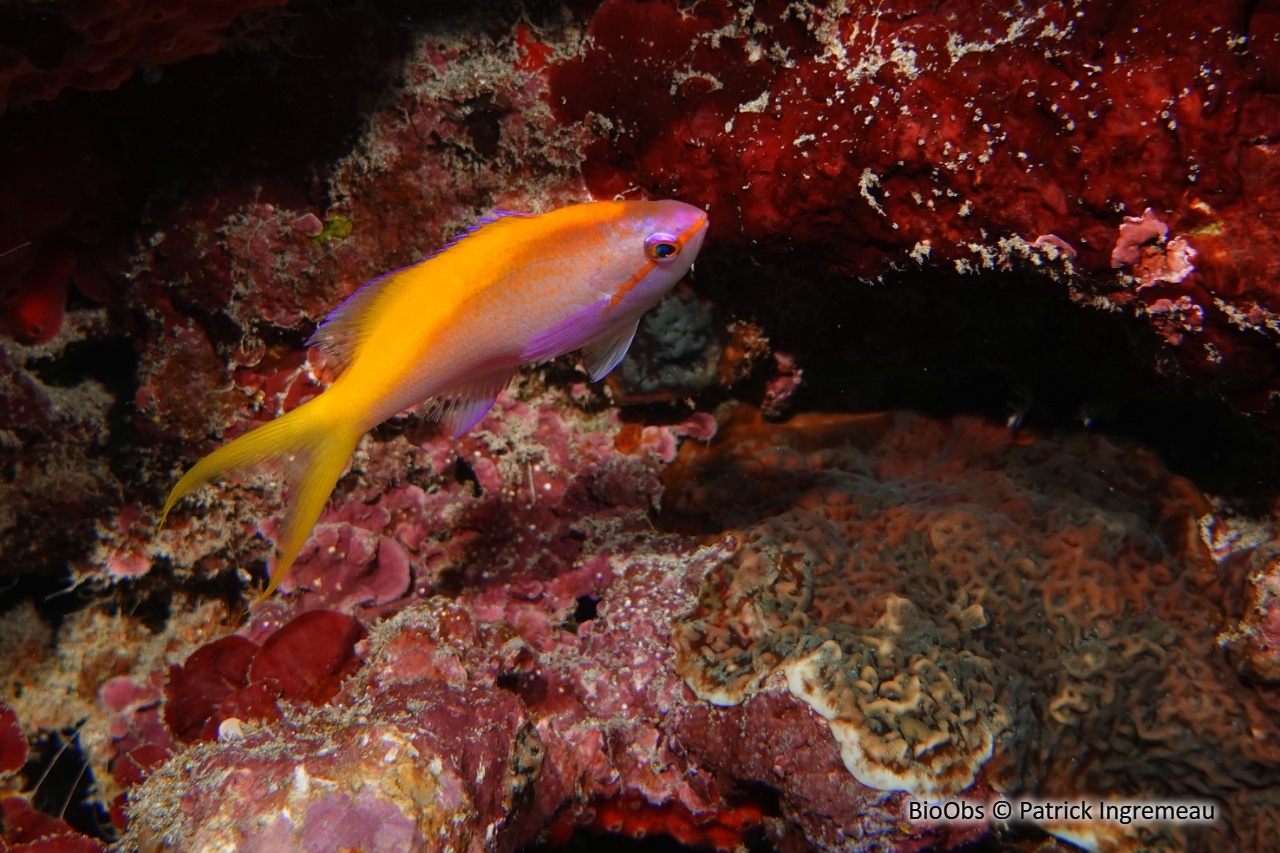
left=415, top=368, right=514, bottom=437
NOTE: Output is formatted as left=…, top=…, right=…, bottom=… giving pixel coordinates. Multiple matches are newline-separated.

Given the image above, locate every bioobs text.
left=906, top=800, right=986, bottom=823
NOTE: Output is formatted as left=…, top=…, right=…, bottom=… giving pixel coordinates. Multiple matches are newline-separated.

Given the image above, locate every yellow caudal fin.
left=160, top=399, right=363, bottom=604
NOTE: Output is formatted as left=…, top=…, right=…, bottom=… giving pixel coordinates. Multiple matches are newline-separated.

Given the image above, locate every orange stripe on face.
left=607, top=260, right=656, bottom=309
left=607, top=214, right=707, bottom=309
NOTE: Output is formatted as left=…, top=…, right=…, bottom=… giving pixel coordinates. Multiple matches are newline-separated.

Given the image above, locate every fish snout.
left=662, top=201, right=709, bottom=263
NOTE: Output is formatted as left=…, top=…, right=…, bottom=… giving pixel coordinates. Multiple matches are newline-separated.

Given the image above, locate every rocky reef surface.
left=3, top=2, right=1280, bottom=852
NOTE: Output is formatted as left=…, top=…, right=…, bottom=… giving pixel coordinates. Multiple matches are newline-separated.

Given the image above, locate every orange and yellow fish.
left=161, top=200, right=709, bottom=598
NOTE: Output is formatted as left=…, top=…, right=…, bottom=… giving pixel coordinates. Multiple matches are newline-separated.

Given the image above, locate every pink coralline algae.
left=114, top=374, right=875, bottom=850
left=549, top=0, right=1280, bottom=421
left=1146, top=295, right=1206, bottom=348
left=0, top=798, right=105, bottom=853
left=126, top=571, right=833, bottom=852
left=1111, top=209, right=1199, bottom=293
left=162, top=611, right=366, bottom=744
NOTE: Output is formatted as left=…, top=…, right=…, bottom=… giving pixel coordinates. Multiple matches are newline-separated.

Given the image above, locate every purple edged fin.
left=582, top=319, right=639, bottom=381
left=415, top=367, right=515, bottom=437
left=307, top=266, right=408, bottom=370
left=431, top=210, right=532, bottom=257
left=520, top=298, right=613, bottom=365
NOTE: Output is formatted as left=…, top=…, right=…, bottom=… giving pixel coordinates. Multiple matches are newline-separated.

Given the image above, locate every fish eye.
left=645, top=233, right=680, bottom=262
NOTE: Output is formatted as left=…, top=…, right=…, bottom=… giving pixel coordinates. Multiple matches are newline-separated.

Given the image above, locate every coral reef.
left=91, top=401, right=1266, bottom=853
left=549, top=0, right=1280, bottom=422
left=130, top=602, right=541, bottom=852
left=2, top=1, right=1280, bottom=852
left=665, top=407, right=1278, bottom=851
left=116, top=380, right=762, bottom=846
left=109, top=405, right=1278, bottom=853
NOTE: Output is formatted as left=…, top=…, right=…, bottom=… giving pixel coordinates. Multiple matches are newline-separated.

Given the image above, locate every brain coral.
left=667, top=408, right=1279, bottom=850
left=782, top=594, right=1008, bottom=800
left=677, top=511, right=1011, bottom=800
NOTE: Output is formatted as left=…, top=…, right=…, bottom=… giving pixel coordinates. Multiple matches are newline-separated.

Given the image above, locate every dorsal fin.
left=306, top=210, right=532, bottom=371
left=306, top=267, right=402, bottom=368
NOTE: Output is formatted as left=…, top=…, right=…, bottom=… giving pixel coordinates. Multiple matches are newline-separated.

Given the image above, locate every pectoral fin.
left=582, top=319, right=639, bottom=381
left=520, top=297, right=611, bottom=365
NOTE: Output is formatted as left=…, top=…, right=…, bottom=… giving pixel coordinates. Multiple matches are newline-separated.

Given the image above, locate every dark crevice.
left=0, top=567, right=94, bottom=628
left=21, top=725, right=116, bottom=842
left=25, top=332, right=142, bottom=472
left=688, top=246, right=1280, bottom=504
left=454, top=455, right=484, bottom=496
left=563, top=594, right=600, bottom=633
left=0, top=3, right=83, bottom=69
left=0, top=556, right=248, bottom=634
left=104, top=564, right=249, bottom=634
